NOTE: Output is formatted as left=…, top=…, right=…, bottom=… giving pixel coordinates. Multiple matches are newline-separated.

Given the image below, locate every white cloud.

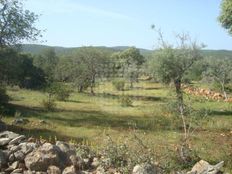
left=25, top=0, right=134, bottom=21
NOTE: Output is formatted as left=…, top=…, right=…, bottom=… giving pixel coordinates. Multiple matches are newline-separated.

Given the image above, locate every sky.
left=24, top=0, right=232, bottom=50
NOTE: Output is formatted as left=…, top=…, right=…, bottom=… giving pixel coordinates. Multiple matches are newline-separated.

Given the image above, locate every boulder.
left=62, top=166, right=77, bottom=174
left=0, top=131, right=20, bottom=140
left=14, top=150, right=25, bottom=161
left=0, top=138, right=10, bottom=146
left=10, top=161, right=19, bottom=170
left=9, top=135, right=26, bottom=145
left=133, top=163, right=158, bottom=174
left=47, top=166, right=61, bottom=174
left=24, top=143, right=62, bottom=171
left=56, top=141, right=76, bottom=156
left=19, top=143, right=36, bottom=155
left=55, top=141, right=77, bottom=166
left=187, top=160, right=224, bottom=174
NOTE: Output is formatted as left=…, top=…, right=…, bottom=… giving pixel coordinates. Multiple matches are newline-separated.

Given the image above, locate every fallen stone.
left=0, top=138, right=10, bottom=146
left=24, top=143, right=62, bottom=171
left=47, top=166, right=61, bottom=174
left=91, top=157, right=100, bottom=168
left=133, top=163, right=158, bottom=174
left=0, top=131, right=20, bottom=140
left=10, top=161, right=19, bottom=170
left=11, top=168, right=22, bottom=174
left=8, top=154, right=15, bottom=162
left=62, top=166, right=77, bottom=174
left=9, top=135, right=26, bottom=145
left=14, top=151, right=25, bottom=161
left=187, top=160, right=224, bottom=174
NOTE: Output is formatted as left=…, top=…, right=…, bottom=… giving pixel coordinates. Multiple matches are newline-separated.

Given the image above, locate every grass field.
left=3, top=81, right=232, bottom=172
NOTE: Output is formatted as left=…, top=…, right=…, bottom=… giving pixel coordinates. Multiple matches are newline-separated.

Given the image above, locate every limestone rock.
left=62, top=166, right=77, bottom=174
left=24, top=143, right=62, bottom=171
left=133, top=163, right=158, bottom=174
left=47, top=165, right=61, bottom=174
left=0, top=138, right=10, bottom=146
left=9, top=135, right=26, bottom=145
left=187, top=160, right=224, bottom=174
left=0, top=131, right=20, bottom=140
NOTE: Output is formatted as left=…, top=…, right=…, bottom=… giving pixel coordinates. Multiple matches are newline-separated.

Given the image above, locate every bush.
left=41, top=98, right=56, bottom=111
left=100, top=134, right=155, bottom=173
left=119, top=95, right=133, bottom=107
left=112, top=79, right=125, bottom=91
left=46, top=83, right=72, bottom=101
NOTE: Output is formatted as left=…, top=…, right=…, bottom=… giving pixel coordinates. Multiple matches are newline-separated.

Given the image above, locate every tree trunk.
left=130, top=79, right=133, bottom=89
left=221, top=82, right=227, bottom=99
left=174, top=79, right=187, bottom=140
left=90, top=74, right=95, bottom=95
left=78, top=85, right=83, bottom=93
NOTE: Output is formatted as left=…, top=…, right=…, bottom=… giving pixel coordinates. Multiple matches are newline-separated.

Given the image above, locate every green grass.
left=3, top=81, right=232, bottom=172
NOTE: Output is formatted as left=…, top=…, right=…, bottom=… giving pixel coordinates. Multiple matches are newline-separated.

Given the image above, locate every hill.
left=20, top=44, right=152, bottom=57
left=21, top=44, right=232, bottom=59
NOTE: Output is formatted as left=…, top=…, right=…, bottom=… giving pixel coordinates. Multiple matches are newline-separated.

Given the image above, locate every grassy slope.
left=3, top=81, right=232, bottom=171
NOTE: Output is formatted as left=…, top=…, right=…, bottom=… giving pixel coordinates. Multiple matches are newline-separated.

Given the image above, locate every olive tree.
left=0, top=0, right=41, bottom=47
left=111, top=47, right=145, bottom=88
left=218, top=0, right=232, bottom=35
left=61, top=47, right=107, bottom=94
left=203, top=57, right=232, bottom=99
left=152, top=32, right=204, bottom=139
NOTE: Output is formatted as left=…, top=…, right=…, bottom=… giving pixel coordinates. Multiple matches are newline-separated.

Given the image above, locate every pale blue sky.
left=24, top=0, right=232, bottom=50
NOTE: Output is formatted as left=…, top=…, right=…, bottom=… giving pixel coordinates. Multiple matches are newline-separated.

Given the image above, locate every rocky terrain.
left=0, top=122, right=225, bottom=174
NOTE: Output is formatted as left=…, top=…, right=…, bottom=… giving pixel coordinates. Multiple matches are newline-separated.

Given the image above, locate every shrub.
left=100, top=134, right=155, bottom=173
left=46, top=83, right=72, bottom=101
left=119, top=95, right=133, bottom=107
left=55, top=86, right=72, bottom=101
left=112, top=79, right=125, bottom=91
left=41, top=98, right=56, bottom=111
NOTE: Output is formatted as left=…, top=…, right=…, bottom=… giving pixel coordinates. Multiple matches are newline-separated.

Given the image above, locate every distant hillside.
left=20, top=44, right=152, bottom=57
left=21, top=44, right=232, bottom=59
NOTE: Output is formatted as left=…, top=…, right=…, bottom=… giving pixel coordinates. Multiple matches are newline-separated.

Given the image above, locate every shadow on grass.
left=86, top=92, right=165, bottom=102
left=133, top=87, right=162, bottom=90
left=6, top=104, right=171, bottom=132
left=6, top=124, right=87, bottom=142
left=208, top=110, right=232, bottom=116
left=66, top=100, right=87, bottom=104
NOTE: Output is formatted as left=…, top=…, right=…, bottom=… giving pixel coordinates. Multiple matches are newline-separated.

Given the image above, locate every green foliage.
left=111, top=47, right=145, bottom=80
left=203, top=57, right=232, bottom=98
left=0, top=48, right=46, bottom=89
left=0, top=0, right=41, bottom=47
left=34, top=48, right=58, bottom=83
left=100, top=134, right=155, bottom=173
left=0, top=86, right=9, bottom=105
left=41, top=98, right=56, bottom=111
left=112, top=79, right=125, bottom=91
left=218, top=0, right=232, bottom=35
left=46, top=83, right=72, bottom=101
left=119, top=95, right=133, bottom=107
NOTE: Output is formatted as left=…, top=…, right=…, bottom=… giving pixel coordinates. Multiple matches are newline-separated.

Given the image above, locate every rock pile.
left=0, top=130, right=225, bottom=174
left=183, top=86, right=228, bottom=101
left=0, top=131, right=99, bottom=174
